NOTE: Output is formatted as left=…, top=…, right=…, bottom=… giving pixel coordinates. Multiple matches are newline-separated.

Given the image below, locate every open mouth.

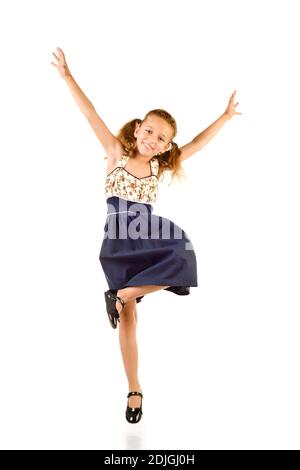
left=143, top=143, right=153, bottom=151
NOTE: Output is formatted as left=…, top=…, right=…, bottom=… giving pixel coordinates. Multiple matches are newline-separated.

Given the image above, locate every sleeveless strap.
left=150, top=157, right=159, bottom=177
left=117, top=155, right=158, bottom=176
left=118, top=154, right=129, bottom=168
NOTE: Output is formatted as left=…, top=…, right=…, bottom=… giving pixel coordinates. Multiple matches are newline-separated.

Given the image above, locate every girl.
left=51, top=47, right=242, bottom=424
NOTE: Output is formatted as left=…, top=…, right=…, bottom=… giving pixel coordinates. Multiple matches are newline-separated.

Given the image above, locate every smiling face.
left=134, top=114, right=174, bottom=160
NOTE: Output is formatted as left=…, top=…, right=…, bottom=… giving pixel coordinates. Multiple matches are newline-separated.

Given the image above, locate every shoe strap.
left=108, top=292, right=126, bottom=308
left=127, top=391, right=143, bottom=398
left=116, top=295, right=126, bottom=308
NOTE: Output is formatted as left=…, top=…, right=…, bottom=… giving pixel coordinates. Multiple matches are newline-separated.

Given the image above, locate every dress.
left=99, top=154, right=198, bottom=303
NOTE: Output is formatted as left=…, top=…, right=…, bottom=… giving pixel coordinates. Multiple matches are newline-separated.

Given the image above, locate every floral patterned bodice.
left=104, top=155, right=160, bottom=204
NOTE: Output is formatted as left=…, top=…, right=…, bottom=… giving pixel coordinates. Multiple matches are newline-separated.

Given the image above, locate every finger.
left=52, top=52, right=60, bottom=61
left=234, top=103, right=239, bottom=107
left=56, top=49, right=67, bottom=64
left=57, top=47, right=64, bottom=57
left=50, top=61, right=57, bottom=67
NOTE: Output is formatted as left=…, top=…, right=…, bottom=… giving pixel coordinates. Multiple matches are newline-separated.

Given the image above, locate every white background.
left=0, top=0, right=299, bottom=450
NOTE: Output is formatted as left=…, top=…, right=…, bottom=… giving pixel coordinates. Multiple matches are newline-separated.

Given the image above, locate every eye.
left=145, top=130, right=164, bottom=141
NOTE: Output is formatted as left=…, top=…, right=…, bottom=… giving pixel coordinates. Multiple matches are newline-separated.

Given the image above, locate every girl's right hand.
left=51, top=47, right=71, bottom=79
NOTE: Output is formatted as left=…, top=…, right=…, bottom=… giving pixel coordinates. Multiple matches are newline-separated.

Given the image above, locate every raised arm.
left=178, top=91, right=242, bottom=162
left=51, top=47, right=121, bottom=160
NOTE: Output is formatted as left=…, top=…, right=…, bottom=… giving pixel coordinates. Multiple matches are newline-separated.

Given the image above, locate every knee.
left=121, top=300, right=137, bottom=323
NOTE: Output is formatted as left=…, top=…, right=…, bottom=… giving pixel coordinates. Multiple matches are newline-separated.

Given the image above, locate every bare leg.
left=116, top=285, right=170, bottom=312
left=118, top=299, right=142, bottom=408
left=117, top=285, right=170, bottom=408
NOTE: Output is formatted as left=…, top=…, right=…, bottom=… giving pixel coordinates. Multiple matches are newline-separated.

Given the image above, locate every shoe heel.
left=104, top=290, right=126, bottom=329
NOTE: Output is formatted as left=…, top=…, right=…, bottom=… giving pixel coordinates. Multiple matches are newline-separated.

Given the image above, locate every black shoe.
left=126, top=391, right=143, bottom=424
left=104, top=290, right=126, bottom=329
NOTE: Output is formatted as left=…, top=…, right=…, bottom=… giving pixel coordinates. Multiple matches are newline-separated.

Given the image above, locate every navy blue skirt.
left=99, top=196, right=198, bottom=303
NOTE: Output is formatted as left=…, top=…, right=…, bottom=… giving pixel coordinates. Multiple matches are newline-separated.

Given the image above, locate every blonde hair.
left=115, top=109, right=186, bottom=184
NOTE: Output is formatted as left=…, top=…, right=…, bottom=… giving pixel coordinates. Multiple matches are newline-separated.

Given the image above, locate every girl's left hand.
left=224, top=90, right=242, bottom=119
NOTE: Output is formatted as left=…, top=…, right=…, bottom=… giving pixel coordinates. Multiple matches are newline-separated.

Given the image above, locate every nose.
left=147, top=138, right=160, bottom=147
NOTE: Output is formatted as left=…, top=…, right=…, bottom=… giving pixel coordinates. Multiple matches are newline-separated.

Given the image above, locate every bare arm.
left=179, top=113, right=230, bottom=162
left=63, top=73, right=95, bottom=118
left=178, top=91, right=242, bottom=162
left=51, top=47, right=121, bottom=159
left=63, top=75, right=122, bottom=157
